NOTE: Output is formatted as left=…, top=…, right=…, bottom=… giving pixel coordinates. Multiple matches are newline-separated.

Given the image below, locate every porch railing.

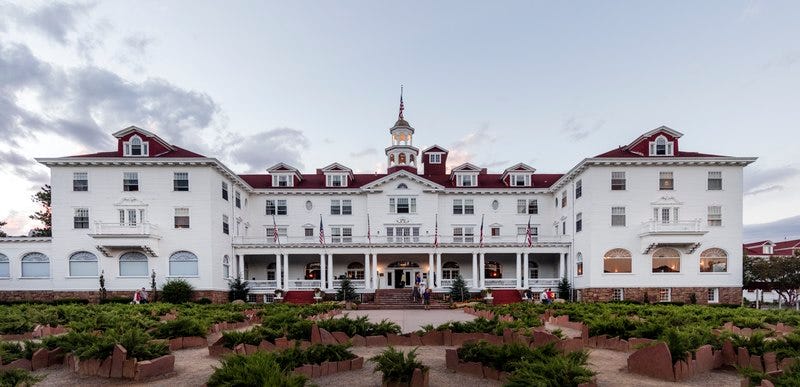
left=249, top=280, right=278, bottom=290
left=288, top=280, right=322, bottom=289
left=485, top=278, right=518, bottom=288
left=640, top=219, right=706, bottom=234
left=331, top=279, right=366, bottom=289
left=528, top=278, right=560, bottom=288
left=232, top=234, right=569, bottom=245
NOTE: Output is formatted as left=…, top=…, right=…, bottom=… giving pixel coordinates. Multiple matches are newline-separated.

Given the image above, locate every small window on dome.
left=491, top=200, right=499, bottom=210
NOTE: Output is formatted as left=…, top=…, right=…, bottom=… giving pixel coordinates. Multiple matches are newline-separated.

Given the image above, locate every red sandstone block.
left=123, top=358, right=137, bottom=379
left=738, top=347, right=751, bottom=369
left=764, top=352, right=778, bottom=373
left=750, top=355, right=764, bottom=372
left=311, top=364, right=320, bottom=378
left=483, top=333, right=502, bottom=345
left=322, top=361, right=334, bottom=377
left=445, top=349, right=458, bottom=371
left=275, top=337, right=291, bottom=349
left=351, top=356, right=364, bottom=370
left=781, top=358, right=796, bottom=371
left=713, top=349, right=724, bottom=369
left=502, top=328, right=514, bottom=344
left=31, top=348, right=49, bottom=370
left=318, top=328, right=338, bottom=345
left=557, top=338, right=584, bottom=354
left=627, top=342, right=675, bottom=381
left=2, top=358, right=32, bottom=371
left=258, top=340, right=276, bottom=352
left=409, top=334, right=422, bottom=346
left=79, top=358, right=102, bottom=376
left=722, top=340, right=736, bottom=365
left=532, top=331, right=559, bottom=347
left=98, top=356, right=113, bottom=378
left=47, top=347, right=64, bottom=367
left=233, top=343, right=246, bottom=355
left=761, top=380, right=775, bottom=387
left=182, top=336, right=207, bottom=348
left=337, top=359, right=351, bottom=372
left=674, top=360, right=689, bottom=381
left=695, top=345, right=714, bottom=373
left=483, top=365, right=500, bottom=380
left=351, top=334, right=366, bottom=347
left=311, top=325, right=321, bottom=344
left=332, top=331, right=350, bottom=345
left=294, top=365, right=313, bottom=379
left=421, top=331, right=443, bottom=346
left=410, top=368, right=428, bottom=387
left=442, top=330, right=452, bottom=346
left=366, top=335, right=388, bottom=347
left=387, top=333, right=411, bottom=346
left=169, top=337, right=183, bottom=351
left=457, top=361, right=484, bottom=378
left=134, top=354, right=175, bottom=381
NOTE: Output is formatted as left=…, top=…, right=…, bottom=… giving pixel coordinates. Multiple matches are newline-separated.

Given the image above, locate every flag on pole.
left=525, top=216, right=533, bottom=247
left=319, top=215, right=326, bottom=246
left=434, top=214, right=439, bottom=248
left=272, top=215, right=280, bottom=244
left=479, top=214, right=485, bottom=248
left=367, top=213, right=372, bottom=244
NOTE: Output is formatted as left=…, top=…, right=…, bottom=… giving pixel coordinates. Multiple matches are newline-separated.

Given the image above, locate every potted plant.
left=313, top=287, right=323, bottom=303
left=370, top=347, right=429, bottom=387
left=274, top=289, right=284, bottom=301
left=481, top=288, right=493, bottom=299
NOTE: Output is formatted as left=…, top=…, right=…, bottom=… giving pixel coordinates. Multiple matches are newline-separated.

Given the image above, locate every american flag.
left=319, top=215, right=326, bottom=246
left=479, top=214, right=485, bottom=248
left=433, top=214, right=439, bottom=248
left=367, top=213, right=372, bottom=244
left=525, top=216, right=533, bottom=247
left=272, top=215, right=280, bottom=244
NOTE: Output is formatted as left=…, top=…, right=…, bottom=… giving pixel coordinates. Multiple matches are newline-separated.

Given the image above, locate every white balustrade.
left=91, top=222, right=160, bottom=237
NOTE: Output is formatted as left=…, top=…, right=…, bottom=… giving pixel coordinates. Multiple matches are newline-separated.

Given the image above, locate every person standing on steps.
left=412, top=273, right=421, bottom=303
left=423, top=288, right=432, bottom=310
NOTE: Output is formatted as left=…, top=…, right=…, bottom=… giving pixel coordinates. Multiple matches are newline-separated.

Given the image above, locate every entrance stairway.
left=490, top=289, right=522, bottom=305
left=283, top=290, right=315, bottom=305
left=358, top=289, right=451, bottom=310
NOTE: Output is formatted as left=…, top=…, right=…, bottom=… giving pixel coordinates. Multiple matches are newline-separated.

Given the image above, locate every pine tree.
left=337, top=277, right=357, bottom=302
left=449, top=273, right=470, bottom=302
left=0, top=221, right=7, bottom=237
left=557, top=275, right=571, bottom=300
left=228, top=278, right=250, bottom=301
left=29, top=185, right=52, bottom=237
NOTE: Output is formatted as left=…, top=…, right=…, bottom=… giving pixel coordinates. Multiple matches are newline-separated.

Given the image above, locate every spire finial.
left=399, top=85, right=404, bottom=119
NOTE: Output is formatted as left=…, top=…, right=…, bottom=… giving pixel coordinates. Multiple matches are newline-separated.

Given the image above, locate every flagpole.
left=320, top=214, right=328, bottom=290
left=273, top=215, right=284, bottom=290
left=367, top=213, right=373, bottom=290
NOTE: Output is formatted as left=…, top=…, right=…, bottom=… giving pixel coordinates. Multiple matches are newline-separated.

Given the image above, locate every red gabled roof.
left=239, top=171, right=563, bottom=189
left=72, top=146, right=206, bottom=158
left=743, top=239, right=800, bottom=257
left=594, top=147, right=724, bottom=158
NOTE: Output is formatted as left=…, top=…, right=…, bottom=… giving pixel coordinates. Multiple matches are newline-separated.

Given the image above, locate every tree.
left=449, top=273, right=470, bottom=302
left=228, top=278, right=250, bottom=301
left=29, top=185, right=52, bottom=237
left=557, top=276, right=572, bottom=300
left=0, top=221, right=7, bottom=237
left=744, top=253, right=800, bottom=306
left=337, top=277, right=358, bottom=302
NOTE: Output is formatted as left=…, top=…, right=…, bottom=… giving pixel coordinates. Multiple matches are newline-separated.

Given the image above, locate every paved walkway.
left=341, top=309, right=476, bottom=333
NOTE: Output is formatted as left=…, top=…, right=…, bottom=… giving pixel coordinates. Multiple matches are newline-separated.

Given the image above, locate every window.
left=266, top=199, right=288, bottom=215
left=169, top=251, right=198, bottom=276
left=707, top=171, right=722, bottom=190
left=304, top=227, right=314, bottom=237
left=561, top=191, right=567, bottom=207
left=123, top=172, right=139, bottom=191
left=235, top=192, right=241, bottom=208
left=611, top=207, right=626, bottom=227
left=491, top=200, right=500, bottom=210
left=652, top=247, right=680, bottom=273
left=649, top=136, right=674, bottom=156
left=659, top=288, right=671, bottom=302
left=346, top=262, right=365, bottom=279
left=562, top=221, right=566, bottom=235
left=174, top=208, right=190, bottom=228
left=707, top=288, right=719, bottom=303
left=575, top=213, right=582, bottom=232
left=659, top=172, right=674, bottom=190
left=118, top=208, right=145, bottom=226
left=429, top=153, right=441, bottom=164
left=396, top=183, right=408, bottom=189
left=529, top=261, right=539, bottom=279
left=517, top=199, right=539, bottom=214
left=221, top=182, right=229, bottom=200
left=511, top=174, right=529, bottom=186
left=69, top=251, right=98, bottom=277
left=575, top=180, right=582, bottom=199
left=452, top=199, right=474, bottom=215
left=485, top=260, right=502, bottom=278
left=123, top=135, right=149, bottom=156
left=700, top=248, right=728, bottom=272
left=222, top=215, right=229, bottom=234
left=453, top=227, right=475, bottom=243
left=442, top=261, right=460, bottom=280
left=326, top=174, right=347, bottom=187
left=331, top=199, right=353, bottom=215
left=612, top=288, right=624, bottom=301
left=73, top=208, right=89, bottom=229
left=386, top=226, right=420, bottom=243
left=267, top=262, right=276, bottom=280
left=73, top=172, right=88, bottom=191
left=119, top=252, right=148, bottom=277
left=611, top=172, right=626, bottom=190
left=0, top=254, right=8, bottom=278
left=603, top=248, right=632, bottom=273
left=173, top=172, right=189, bottom=191
left=457, top=174, right=477, bottom=187
left=576, top=253, right=583, bottom=276
left=274, top=174, right=292, bottom=187
left=654, top=207, right=679, bottom=224
left=305, top=262, right=321, bottom=280
left=222, top=255, right=230, bottom=279
left=21, top=253, right=49, bottom=278
left=389, top=197, right=416, bottom=214
left=708, top=206, right=722, bottom=226
left=516, top=226, right=538, bottom=241
left=490, top=227, right=500, bottom=237
left=331, top=227, right=353, bottom=243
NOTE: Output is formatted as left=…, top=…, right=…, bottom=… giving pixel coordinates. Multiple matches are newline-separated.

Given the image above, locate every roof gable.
left=627, top=126, right=684, bottom=149
left=422, top=145, right=449, bottom=153
left=361, top=169, right=444, bottom=191
left=320, top=162, right=353, bottom=174
left=112, top=126, right=174, bottom=150
left=451, top=163, right=482, bottom=172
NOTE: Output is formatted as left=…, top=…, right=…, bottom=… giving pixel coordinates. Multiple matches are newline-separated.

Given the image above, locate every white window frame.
left=612, top=288, right=624, bottom=301
left=611, top=172, right=626, bottom=191
left=266, top=199, right=288, bottom=215
left=174, top=208, right=190, bottom=229
left=708, top=206, right=722, bottom=226
left=123, top=172, right=139, bottom=191
left=331, top=226, right=353, bottom=243
left=576, top=252, right=583, bottom=276
left=222, top=255, right=231, bottom=279
left=119, top=252, right=148, bottom=277
left=510, top=174, right=529, bottom=187
left=68, top=251, right=98, bottom=277
left=331, top=199, right=353, bottom=215
left=561, top=190, right=568, bottom=208
left=386, top=226, right=420, bottom=243
left=611, top=207, right=626, bottom=227
left=272, top=174, right=294, bottom=187
left=649, top=135, right=674, bottom=156
left=123, top=135, right=149, bottom=157
left=173, top=172, right=189, bottom=191
left=390, top=197, right=417, bottom=214
left=73, top=208, right=89, bottom=229
left=707, top=288, right=719, bottom=304
left=169, top=251, right=199, bottom=277
left=659, top=171, right=674, bottom=190
left=221, top=181, right=229, bottom=200
left=235, top=191, right=241, bottom=208
left=326, top=174, right=348, bottom=187
left=456, top=174, right=477, bottom=187
left=659, top=288, right=672, bottom=302
left=0, top=254, right=9, bottom=278
left=452, top=226, right=475, bottom=243
left=222, top=214, right=229, bottom=235
left=575, top=212, right=582, bottom=233
left=452, top=199, right=475, bottom=215
left=428, top=153, right=442, bottom=164
left=73, top=172, right=88, bottom=192
left=708, top=171, right=722, bottom=190
left=575, top=180, right=582, bottom=199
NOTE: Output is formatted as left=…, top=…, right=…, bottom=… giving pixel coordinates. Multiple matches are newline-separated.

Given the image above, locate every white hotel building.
left=0, top=109, right=755, bottom=304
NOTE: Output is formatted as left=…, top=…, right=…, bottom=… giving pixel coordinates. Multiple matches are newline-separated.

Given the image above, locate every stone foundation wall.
left=578, top=287, right=742, bottom=305
left=0, top=290, right=230, bottom=304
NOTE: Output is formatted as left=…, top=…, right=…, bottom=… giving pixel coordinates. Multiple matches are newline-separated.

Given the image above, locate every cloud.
left=562, top=116, right=605, bottom=141
left=744, top=166, right=800, bottom=195
left=763, top=50, right=800, bottom=71
left=23, top=2, right=95, bottom=44
left=75, top=20, right=113, bottom=62
left=447, top=124, right=497, bottom=169
left=227, top=128, right=309, bottom=172
left=745, top=215, right=800, bottom=242
left=0, top=210, right=31, bottom=237
left=0, top=149, right=49, bottom=184
left=350, top=148, right=376, bottom=158
left=115, top=34, right=155, bottom=72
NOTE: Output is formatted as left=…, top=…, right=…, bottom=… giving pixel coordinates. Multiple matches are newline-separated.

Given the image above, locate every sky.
left=0, top=1, right=798, bottom=241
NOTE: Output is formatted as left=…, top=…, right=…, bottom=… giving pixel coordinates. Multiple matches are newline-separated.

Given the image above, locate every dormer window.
left=456, top=174, right=477, bottom=187
left=510, top=174, right=530, bottom=187
left=649, top=135, right=674, bottom=156
left=429, top=154, right=442, bottom=164
left=272, top=174, right=293, bottom=187
left=123, top=135, right=149, bottom=157
left=326, top=174, right=347, bottom=187
left=763, top=245, right=773, bottom=254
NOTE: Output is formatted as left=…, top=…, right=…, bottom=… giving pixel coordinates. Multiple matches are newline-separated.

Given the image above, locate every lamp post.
left=150, top=269, right=157, bottom=302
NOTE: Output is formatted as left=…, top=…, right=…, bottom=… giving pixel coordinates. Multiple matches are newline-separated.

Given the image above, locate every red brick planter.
left=63, top=344, right=175, bottom=381
left=292, top=356, right=365, bottom=379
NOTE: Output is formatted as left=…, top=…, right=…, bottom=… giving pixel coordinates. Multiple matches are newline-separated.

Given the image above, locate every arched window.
left=169, top=251, right=198, bottom=276
left=389, top=154, right=395, bottom=164
left=442, top=261, right=460, bottom=280
left=267, top=262, right=276, bottom=281
left=485, top=260, right=502, bottom=278
left=652, top=247, right=680, bottom=273
left=119, top=252, right=148, bottom=277
left=397, top=183, right=408, bottom=189
left=21, top=252, right=50, bottom=278
left=69, top=251, right=98, bottom=277
left=576, top=253, right=583, bottom=276
left=700, top=248, right=728, bottom=273
left=347, top=262, right=364, bottom=279
left=0, top=253, right=9, bottom=278
left=223, top=255, right=230, bottom=279
left=529, top=261, right=539, bottom=279
left=603, top=249, right=632, bottom=273
left=305, top=262, right=321, bottom=280
left=398, top=153, right=407, bottom=164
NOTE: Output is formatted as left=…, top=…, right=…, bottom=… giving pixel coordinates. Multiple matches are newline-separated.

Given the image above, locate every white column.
left=364, top=253, right=371, bottom=290
left=275, top=254, right=282, bottom=289
left=320, top=253, right=326, bottom=289
left=515, top=253, right=522, bottom=289
left=436, top=253, right=443, bottom=288
left=472, top=252, right=478, bottom=288
left=558, top=253, right=566, bottom=279
left=523, top=252, right=529, bottom=289
left=327, top=254, right=334, bottom=290
left=372, top=254, right=378, bottom=289
left=479, top=253, right=486, bottom=288
left=282, top=254, right=289, bottom=289
left=238, top=254, right=245, bottom=280
left=428, top=253, right=434, bottom=287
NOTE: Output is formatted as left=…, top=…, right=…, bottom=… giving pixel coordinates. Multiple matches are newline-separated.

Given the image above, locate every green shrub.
left=228, top=278, right=250, bottom=302
left=0, top=368, right=42, bottom=387
left=207, top=351, right=308, bottom=387
left=152, top=317, right=208, bottom=339
left=100, top=296, right=134, bottom=304
left=506, top=350, right=594, bottom=387
left=370, top=346, right=427, bottom=384
left=161, top=279, right=195, bottom=304
left=0, top=341, right=26, bottom=363
left=222, top=330, right=263, bottom=349
left=450, top=273, right=471, bottom=302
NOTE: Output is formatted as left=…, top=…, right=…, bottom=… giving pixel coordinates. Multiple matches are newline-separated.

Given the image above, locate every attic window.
left=123, top=135, right=149, bottom=157
left=763, top=245, right=773, bottom=254
left=429, top=154, right=441, bottom=164
left=510, top=174, right=529, bottom=187
left=397, top=183, right=408, bottom=189
left=272, top=174, right=293, bottom=187
left=456, top=174, right=477, bottom=187
left=649, top=135, right=674, bottom=156
left=326, top=174, right=347, bottom=187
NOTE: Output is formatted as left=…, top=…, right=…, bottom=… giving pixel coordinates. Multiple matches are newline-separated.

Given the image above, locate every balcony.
left=232, top=234, right=570, bottom=248
left=639, top=220, right=707, bottom=255
left=639, top=219, right=707, bottom=236
left=89, top=222, right=161, bottom=257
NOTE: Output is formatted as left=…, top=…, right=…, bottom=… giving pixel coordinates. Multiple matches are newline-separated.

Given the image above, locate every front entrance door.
left=393, top=269, right=422, bottom=288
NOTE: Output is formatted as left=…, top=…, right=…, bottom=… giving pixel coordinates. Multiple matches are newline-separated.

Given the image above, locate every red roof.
left=743, top=239, right=800, bottom=257
left=72, top=146, right=206, bottom=158
left=239, top=171, right=563, bottom=189
left=594, top=147, right=724, bottom=158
